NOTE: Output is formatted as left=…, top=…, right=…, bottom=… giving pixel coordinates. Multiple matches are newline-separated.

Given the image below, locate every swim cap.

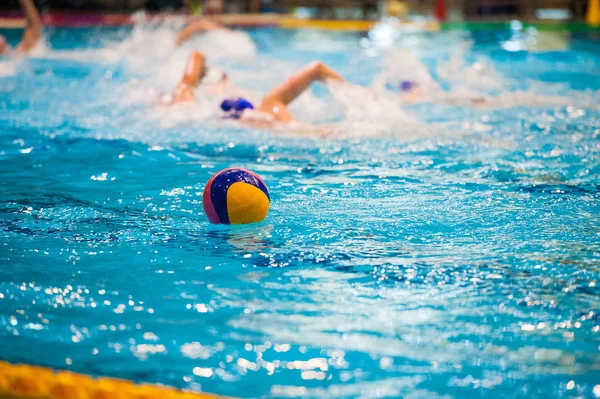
left=400, top=80, right=418, bottom=92
left=220, top=98, right=254, bottom=119
left=385, top=80, right=419, bottom=92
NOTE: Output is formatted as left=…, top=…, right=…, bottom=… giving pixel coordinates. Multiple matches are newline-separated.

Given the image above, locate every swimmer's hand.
left=15, top=0, right=41, bottom=54
left=175, top=18, right=225, bottom=46
left=171, top=83, right=195, bottom=104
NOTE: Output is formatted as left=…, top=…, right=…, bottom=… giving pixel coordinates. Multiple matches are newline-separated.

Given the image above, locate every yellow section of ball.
left=226, top=182, right=270, bottom=224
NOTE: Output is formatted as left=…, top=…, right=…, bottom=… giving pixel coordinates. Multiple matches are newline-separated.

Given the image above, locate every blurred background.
left=0, top=0, right=593, bottom=22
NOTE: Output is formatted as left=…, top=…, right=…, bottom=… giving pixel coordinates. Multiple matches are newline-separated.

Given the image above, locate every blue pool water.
left=1, top=23, right=600, bottom=398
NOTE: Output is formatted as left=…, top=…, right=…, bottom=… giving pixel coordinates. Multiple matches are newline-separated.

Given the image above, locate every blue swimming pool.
left=1, top=23, right=599, bottom=398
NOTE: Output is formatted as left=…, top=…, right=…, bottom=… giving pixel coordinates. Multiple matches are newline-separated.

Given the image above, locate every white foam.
left=27, top=20, right=598, bottom=143
left=0, top=39, right=47, bottom=77
left=372, top=39, right=600, bottom=113
left=436, top=40, right=508, bottom=95
left=326, top=80, right=433, bottom=139
left=177, top=28, right=256, bottom=60
left=21, top=15, right=440, bottom=141
left=34, top=14, right=256, bottom=89
left=373, top=46, right=440, bottom=95
left=0, top=59, right=17, bottom=77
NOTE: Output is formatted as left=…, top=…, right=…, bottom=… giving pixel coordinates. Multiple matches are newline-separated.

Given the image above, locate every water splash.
left=376, top=40, right=600, bottom=112
left=373, top=46, right=440, bottom=95
left=0, top=59, right=17, bottom=77
left=436, top=40, right=508, bottom=95
left=327, top=80, right=432, bottom=139
left=34, top=13, right=256, bottom=89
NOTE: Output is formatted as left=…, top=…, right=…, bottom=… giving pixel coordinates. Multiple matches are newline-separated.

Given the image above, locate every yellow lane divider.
left=280, top=18, right=376, bottom=31
left=0, top=361, right=230, bottom=399
left=279, top=18, right=440, bottom=31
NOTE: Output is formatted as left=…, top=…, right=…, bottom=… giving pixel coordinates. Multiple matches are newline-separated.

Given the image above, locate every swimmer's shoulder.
left=240, top=109, right=275, bottom=127
left=240, top=111, right=332, bottom=138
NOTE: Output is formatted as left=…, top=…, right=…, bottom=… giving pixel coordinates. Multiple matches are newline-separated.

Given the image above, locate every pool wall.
left=1, top=12, right=600, bottom=31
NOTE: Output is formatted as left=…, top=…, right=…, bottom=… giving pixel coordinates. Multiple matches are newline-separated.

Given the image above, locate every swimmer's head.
left=220, top=98, right=254, bottom=119
left=203, top=67, right=228, bottom=84
left=400, top=80, right=418, bottom=92
left=0, top=35, right=9, bottom=55
left=385, top=80, right=419, bottom=93
left=192, top=52, right=227, bottom=86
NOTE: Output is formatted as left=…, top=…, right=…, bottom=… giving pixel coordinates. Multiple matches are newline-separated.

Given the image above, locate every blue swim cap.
left=400, top=80, right=417, bottom=92
left=235, top=98, right=254, bottom=112
left=221, top=99, right=236, bottom=112
left=220, top=98, right=254, bottom=119
left=385, top=80, right=419, bottom=93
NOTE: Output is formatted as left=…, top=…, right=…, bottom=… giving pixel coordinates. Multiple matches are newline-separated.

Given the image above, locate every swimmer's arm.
left=175, top=19, right=224, bottom=46
left=263, top=62, right=345, bottom=106
left=171, top=83, right=195, bottom=104
left=15, top=0, right=41, bottom=54
left=171, top=51, right=206, bottom=104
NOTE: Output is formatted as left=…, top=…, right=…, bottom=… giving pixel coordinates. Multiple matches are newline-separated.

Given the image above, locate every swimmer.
left=385, top=78, right=493, bottom=107
left=377, top=47, right=493, bottom=107
left=395, top=84, right=597, bottom=111
left=380, top=47, right=581, bottom=110
left=0, top=0, right=42, bottom=55
left=169, top=50, right=347, bottom=125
